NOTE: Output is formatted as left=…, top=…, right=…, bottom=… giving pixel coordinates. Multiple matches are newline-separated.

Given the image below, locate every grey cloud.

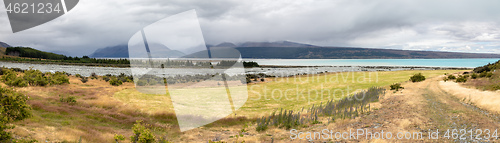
left=1, top=0, right=500, bottom=56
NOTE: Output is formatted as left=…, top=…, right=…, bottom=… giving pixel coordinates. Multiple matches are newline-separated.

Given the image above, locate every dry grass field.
left=4, top=69, right=471, bottom=142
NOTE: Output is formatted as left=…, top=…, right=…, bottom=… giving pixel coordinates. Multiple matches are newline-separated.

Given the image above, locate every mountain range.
left=0, top=42, right=11, bottom=56
left=1, top=41, right=499, bottom=59
left=89, top=41, right=500, bottom=59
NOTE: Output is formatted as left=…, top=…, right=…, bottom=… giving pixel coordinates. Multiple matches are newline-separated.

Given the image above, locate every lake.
left=1, top=58, right=494, bottom=77
left=251, top=59, right=500, bottom=68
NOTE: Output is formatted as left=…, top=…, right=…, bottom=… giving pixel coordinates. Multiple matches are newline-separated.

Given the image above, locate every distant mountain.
left=234, top=47, right=500, bottom=59
left=0, top=41, right=11, bottom=56
left=238, top=41, right=318, bottom=47
left=89, top=41, right=500, bottom=59
left=91, top=44, right=185, bottom=58
left=89, top=45, right=129, bottom=58
left=214, top=42, right=237, bottom=48
left=0, top=42, right=11, bottom=48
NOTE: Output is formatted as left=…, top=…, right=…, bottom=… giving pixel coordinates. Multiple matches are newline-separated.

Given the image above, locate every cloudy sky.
left=1, top=0, right=500, bottom=56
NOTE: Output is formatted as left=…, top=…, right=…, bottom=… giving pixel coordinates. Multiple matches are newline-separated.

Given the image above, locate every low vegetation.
left=5, top=47, right=129, bottom=65
left=0, top=68, right=69, bottom=87
left=0, top=85, right=32, bottom=142
left=390, top=83, right=404, bottom=91
left=410, top=73, right=426, bottom=82
left=440, top=60, right=500, bottom=90
left=3, top=47, right=261, bottom=69
left=255, top=87, right=385, bottom=131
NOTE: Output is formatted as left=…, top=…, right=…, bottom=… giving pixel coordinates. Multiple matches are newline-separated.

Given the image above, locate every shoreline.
left=0, top=60, right=473, bottom=77
left=259, top=65, right=472, bottom=70
left=0, top=60, right=474, bottom=69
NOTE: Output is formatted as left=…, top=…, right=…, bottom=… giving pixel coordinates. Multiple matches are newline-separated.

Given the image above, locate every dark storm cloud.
left=1, top=0, right=500, bottom=56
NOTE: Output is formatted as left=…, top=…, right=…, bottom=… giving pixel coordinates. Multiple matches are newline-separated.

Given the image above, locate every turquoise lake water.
left=252, top=59, right=500, bottom=68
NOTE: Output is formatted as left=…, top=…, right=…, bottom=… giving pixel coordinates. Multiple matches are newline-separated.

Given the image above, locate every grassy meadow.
left=116, top=70, right=464, bottom=117
left=3, top=69, right=466, bottom=142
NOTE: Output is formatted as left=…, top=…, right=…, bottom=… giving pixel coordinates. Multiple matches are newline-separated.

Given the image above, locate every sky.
left=1, top=0, right=500, bottom=56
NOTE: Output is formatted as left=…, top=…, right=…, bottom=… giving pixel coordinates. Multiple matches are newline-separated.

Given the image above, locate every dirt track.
left=323, top=75, right=500, bottom=142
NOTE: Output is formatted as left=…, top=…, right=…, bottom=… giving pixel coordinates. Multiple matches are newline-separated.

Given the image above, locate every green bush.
left=130, top=120, right=155, bottom=143
left=114, top=134, right=125, bottom=143
left=463, top=74, right=470, bottom=78
left=2, top=69, right=69, bottom=87
left=1, top=69, right=28, bottom=87
left=49, top=72, right=70, bottom=85
left=23, top=69, right=49, bottom=86
left=109, top=77, right=123, bottom=86
left=80, top=77, right=89, bottom=83
left=486, top=72, right=494, bottom=78
left=75, top=74, right=82, bottom=78
left=410, top=73, right=426, bottom=82
left=447, top=75, right=457, bottom=80
left=90, top=73, right=98, bottom=80
left=147, top=79, right=158, bottom=86
left=0, top=86, right=31, bottom=141
left=102, top=76, right=110, bottom=82
left=471, top=73, right=478, bottom=79
left=59, top=96, right=76, bottom=104
left=137, top=79, right=147, bottom=86
left=390, top=83, right=404, bottom=91
left=479, top=71, right=493, bottom=78
left=456, top=76, right=468, bottom=83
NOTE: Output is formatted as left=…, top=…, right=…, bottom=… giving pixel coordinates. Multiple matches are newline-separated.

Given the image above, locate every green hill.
left=6, top=47, right=67, bottom=60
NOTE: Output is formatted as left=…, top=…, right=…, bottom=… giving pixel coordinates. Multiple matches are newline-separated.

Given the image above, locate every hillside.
left=89, top=45, right=129, bottom=58
left=90, top=41, right=500, bottom=59
left=0, top=41, right=11, bottom=56
left=6, top=47, right=67, bottom=60
left=235, top=46, right=500, bottom=59
left=90, top=44, right=186, bottom=58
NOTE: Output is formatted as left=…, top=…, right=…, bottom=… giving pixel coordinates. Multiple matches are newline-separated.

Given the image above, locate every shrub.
left=147, top=79, right=158, bottom=86
left=10, top=68, right=23, bottom=72
left=1, top=69, right=27, bottom=87
left=118, top=73, right=131, bottom=82
left=114, top=134, right=125, bottom=143
left=410, top=73, right=426, bottom=82
left=49, top=72, right=70, bottom=85
left=1, top=69, right=69, bottom=87
left=456, top=76, right=468, bottom=83
left=479, top=71, right=493, bottom=78
left=90, top=73, right=98, bottom=80
left=471, top=73, right=478, bottom=79
left=80, top=77, right=89, bottom=83
left=463, top=74, right=470, bottom=78
left=59, top=96, right=76, bottom=104
left=109, top=77, right=123, bottom=86
left=137, top=79, right=147, bottom=86
left=1, top=70, right=28, bottom=87
left=0, top=86, right=31, bottom=141
left=390, top=83, right=404, bottom=91
left=0, top=67, right=3, bottom=75
left=23, top=69, right=48, bottom=86
left=10, top=78, right=29, bottom=87
left=102, top=76, right=110, bottom=82
left=486, top=72, right=494, bottom=78
left=447, top=75, right=456, bottom=80
left=130, top=120, right=155, bottom=143
left=75, top=74, right=82, bottom=78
